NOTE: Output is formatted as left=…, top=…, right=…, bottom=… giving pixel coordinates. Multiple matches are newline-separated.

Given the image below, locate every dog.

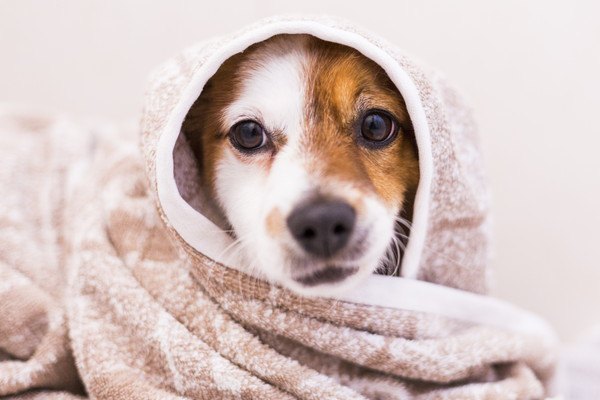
left=183, top=34, right=419, bottom=295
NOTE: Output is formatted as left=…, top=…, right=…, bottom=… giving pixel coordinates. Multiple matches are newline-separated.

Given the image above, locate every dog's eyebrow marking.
left=265, top=207, right=285, bottom=237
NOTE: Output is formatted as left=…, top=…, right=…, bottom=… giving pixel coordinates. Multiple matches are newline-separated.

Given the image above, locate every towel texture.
left=563, top=326, right=600, bottom=399
left=0, top=16, right=561, bottom=399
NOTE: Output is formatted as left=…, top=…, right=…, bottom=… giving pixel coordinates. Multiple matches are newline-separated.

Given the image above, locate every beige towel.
left=563, top=326, right=600, bottom=399
left=1, top=16, right=560, bottom=399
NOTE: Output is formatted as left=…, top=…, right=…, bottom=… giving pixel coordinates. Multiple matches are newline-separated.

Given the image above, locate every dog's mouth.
left=292, top=265, right=359, bottom=286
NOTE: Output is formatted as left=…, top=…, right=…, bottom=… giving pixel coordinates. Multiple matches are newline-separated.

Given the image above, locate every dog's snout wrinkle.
left=286, top=199, right=356, bottom=258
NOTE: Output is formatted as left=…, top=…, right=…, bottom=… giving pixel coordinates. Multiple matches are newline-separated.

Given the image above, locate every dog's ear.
left=182, top=81, right=217, bottom=169
left=180, top=55, right=247, bottom=233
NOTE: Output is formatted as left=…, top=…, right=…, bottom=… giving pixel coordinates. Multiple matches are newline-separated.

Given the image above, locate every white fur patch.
left=216, top=39, right=312, bottom=281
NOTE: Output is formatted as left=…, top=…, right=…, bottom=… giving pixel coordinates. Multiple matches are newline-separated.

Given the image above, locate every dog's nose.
left=286, top=199, right=356, bottom=258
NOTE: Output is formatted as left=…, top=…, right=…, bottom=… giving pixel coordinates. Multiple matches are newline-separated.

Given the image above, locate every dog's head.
left=184, top=34, right=419, bottom=295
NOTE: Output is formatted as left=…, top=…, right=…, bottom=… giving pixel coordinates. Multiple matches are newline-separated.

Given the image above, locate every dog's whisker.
left=216, top=236, right=258, bottom=295
left=215, top=238, right=243, bottom=263
left=391, top=236, right=402, bottom=276
left=324, top=297, right=341, bottom=314
left=394, top=216, right=413, bottom=230
left=376, top=214, right=413, bottom=276
left=379, top=233, right=401, bottom=276
left=216, top=232, right=254, bottom=266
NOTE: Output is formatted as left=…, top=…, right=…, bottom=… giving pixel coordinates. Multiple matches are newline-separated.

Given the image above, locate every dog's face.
left=184, top=35, right=419, bottom=295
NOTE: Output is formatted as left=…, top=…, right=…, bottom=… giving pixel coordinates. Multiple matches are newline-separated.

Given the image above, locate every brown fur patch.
left=265, top=207, right=285, bottom=237
left=182, top=52, right=244, bottom=195
left=303, top=37, right=419, bottom=217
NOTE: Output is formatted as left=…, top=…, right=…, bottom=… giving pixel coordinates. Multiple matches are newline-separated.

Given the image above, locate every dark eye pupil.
left=361, top=113, right=394, bottom=142
left=233, top=121, right=265, bottom=150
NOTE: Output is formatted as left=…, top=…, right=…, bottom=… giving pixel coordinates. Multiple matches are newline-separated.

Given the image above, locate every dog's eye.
left=360, top=111, right=397, bottom=144
left=230, top=120, right=267, bottom=151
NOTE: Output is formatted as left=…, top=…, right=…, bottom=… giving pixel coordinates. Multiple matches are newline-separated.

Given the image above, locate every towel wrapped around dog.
left=0, top=16, right=560, bottom=399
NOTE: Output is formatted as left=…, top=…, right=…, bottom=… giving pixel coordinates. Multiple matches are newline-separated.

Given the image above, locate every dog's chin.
left=276, top=262, right=378, bottom=297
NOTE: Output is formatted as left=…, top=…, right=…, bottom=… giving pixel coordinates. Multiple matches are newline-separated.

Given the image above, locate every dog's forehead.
left=221, top=37, right=394, bottom=150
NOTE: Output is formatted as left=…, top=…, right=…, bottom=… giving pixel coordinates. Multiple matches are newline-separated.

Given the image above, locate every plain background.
left=1, top=0, right=598, bottom=341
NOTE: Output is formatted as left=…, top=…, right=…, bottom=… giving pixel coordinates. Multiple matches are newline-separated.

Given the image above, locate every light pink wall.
left=1, top=0, right=599, bottom=340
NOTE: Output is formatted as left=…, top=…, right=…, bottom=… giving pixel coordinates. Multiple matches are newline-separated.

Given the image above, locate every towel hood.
left=140, top=16, right=553, bottom=340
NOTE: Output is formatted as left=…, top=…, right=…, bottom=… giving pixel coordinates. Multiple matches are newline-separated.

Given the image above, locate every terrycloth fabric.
left=1, top=16, right=562, bottom=399
left=563, top=326, right=600, bottom=399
